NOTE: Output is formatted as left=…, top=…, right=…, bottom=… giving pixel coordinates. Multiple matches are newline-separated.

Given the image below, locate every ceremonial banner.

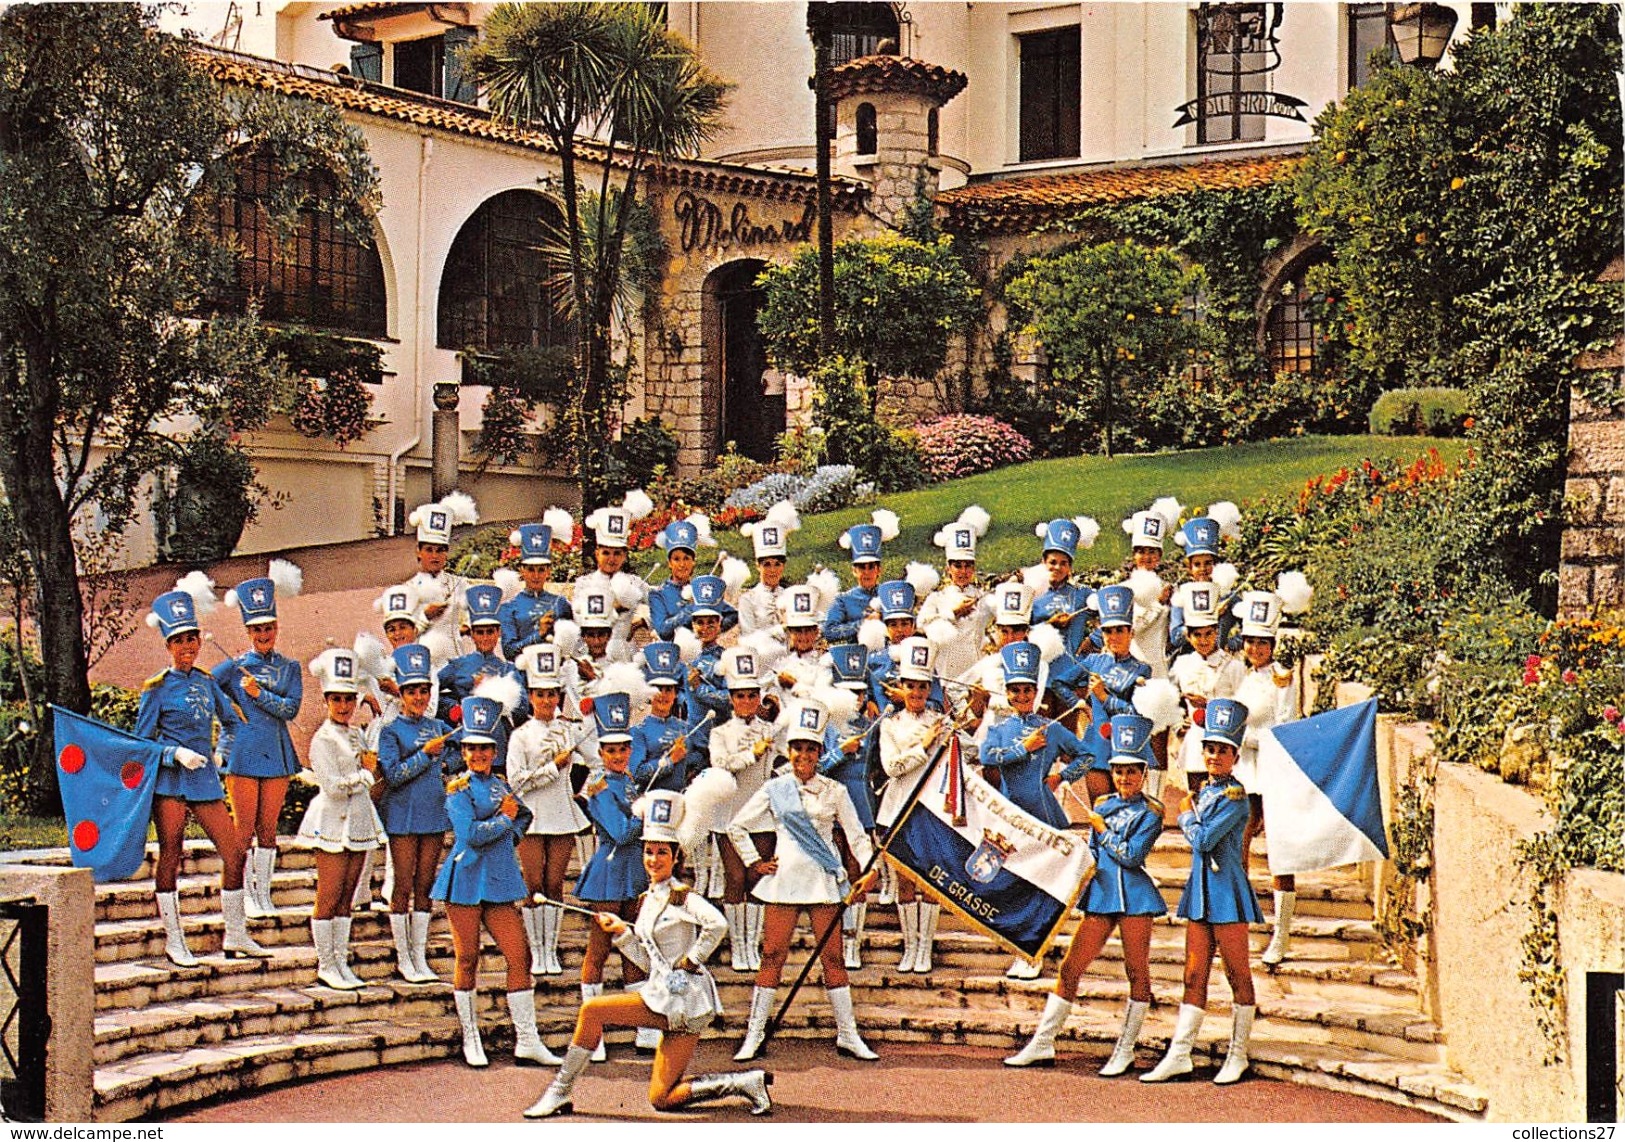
left=54, top=705, right=167, bottom=882
left=886, top=738, right=1095, bottom=961
left=1256, top=698, right=1390, bottom=876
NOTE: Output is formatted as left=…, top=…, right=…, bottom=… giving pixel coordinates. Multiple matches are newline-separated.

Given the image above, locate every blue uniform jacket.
left=214, top=651, right=302, bottom=779
left=438, top=651, right=519, bottom=770
left=1175, top=776, right=1262, bottom=924
left=1033, top=582, right=1093, bottom=656
left=629, top=713, right=708, bottom=793
left=980, top=712, right=1086, bottom=828
left=648, top=579, right=740, bottom=642
left=136, top=668, right=243, bottom=801
left=819, top=720, right=878, bottom=831
left=499, top=589, right=573, bottom=662
left=687, top=643, right=732, bottom=721
left=575, top=770, right=649, bottom=902
left=376, top=713, right=454, bottom=834
left=822, top=585, right=878, bottom=645
left=431, top=771, right=530, bottom=905
left=1083, top=792, right=1167, bottom=916
left=1049, top=651, right=1150, bottom=769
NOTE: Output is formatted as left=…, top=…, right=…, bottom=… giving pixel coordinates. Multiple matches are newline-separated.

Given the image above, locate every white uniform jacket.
left=1131, top=581, right=1171, bottom=679
left=705, top=714, right=780, bottom=830
left=1233, top=662, right=1301, bottom=789
left=298, top=719, right=385, bottom=852
left=412, top=570, right=470, bottom=660
left=737, top=582, right=784, bottom=638
left=506, top=714, right=591, bottom=834
left=612, top=879, right=727, bottom=1026
left=917, top=585, right=990, bottom=682
left=728, top=773, right=874, bottom=905
left=1169, top=649, right=1246, bottom=773
left=876, top=707, right=951, bottom=828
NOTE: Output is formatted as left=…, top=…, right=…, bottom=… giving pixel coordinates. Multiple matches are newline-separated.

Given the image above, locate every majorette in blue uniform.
left=1049, top=584, right=1151, bottom=770
left=978, top=641, right=1086, bottom=830
left=683, top=576, right=734, bottom=722
left=438, top=583, right=519, bottom=769
left=630, top=641, right=709, bottom=793
left=498, top=522, right=574, bottom=662
left=1084, top=719, right=1167, bottom=919
left=823, top=515, right=894, bottom=644
left=649, top=517, right=738, bottom=640
left=1030, top=517, right=1097, bottom=657
left=818, top=643, right=878, bottom=831
left=574, top=693, right=649, bottom=904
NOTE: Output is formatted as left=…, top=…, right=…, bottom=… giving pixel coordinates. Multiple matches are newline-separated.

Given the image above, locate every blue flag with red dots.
left=53, top=706, right=165, bottom=882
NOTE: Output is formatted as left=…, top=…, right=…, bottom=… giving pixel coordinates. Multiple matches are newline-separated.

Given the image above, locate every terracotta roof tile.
left=318, top=3, right=421, bottom=21
left=939, top=155, right=1300, bottom=235
left=192, top=46, right=865, bottom=207
left=824, top=54, right=968, bottom=106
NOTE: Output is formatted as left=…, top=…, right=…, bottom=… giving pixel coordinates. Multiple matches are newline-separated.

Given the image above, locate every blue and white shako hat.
left=309, top=647, right=362, bottom=695
left=515, top=644, right=563, bottom=689
left=592, top=692, right=633, bottom=744
left=840, top=523, right=884, bottom=565
left=1202, top=698, right=1248, bottom=751
left=510, top=523, right=555, bottom=565
left=897, top=635, right=937, bottom=682
left=720, top=646, right=762, bottom=691
left=1108, top=714, right=1156, bottom=767
left=636, top=789, right=687, bottom=844
left=994, top=582, right=1036, bottom=626
left=1236, top=590, right=1282, bottom=639
left=827, top=643, right=869, bottom=690
left=149, top=590, right=201, bottom=640
left=656, top=519, right=700, bottom=556
left=786, top=698, right=831, bottom=745
left=999, top=640, right=1042, bottom=686
left=574, top=585, right=614, bottom=629
left=391, top=644, right=434, bottom=687
left=1092, top=583, right=1136, bottom=629
left=460, top=695, right=503, bottom=745
left=1037, top=518, right=1082, bottom=559
left=1125, top=510, right=1168, bottom=550
left=640, top=641, right=684, bottom=686
left=688, top=575, right=727, bottom=619
left=1176, top=582, right=1220, bottom=629
left=465, top=583, right=503, bottom=627
left=227, top=578, right=278, bottom=626
left=1176, top=517, right=1221, bottom=559
left=778, top=584, right=824, bottom=628
left=876, top=580, right=917, bottom=621
left=413, top=503, right=452, bottom=546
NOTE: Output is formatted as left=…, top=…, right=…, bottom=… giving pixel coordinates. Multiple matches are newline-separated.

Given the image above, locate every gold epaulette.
left=1093, top=794, right=1112, bottom=807
left=1225, top=785, right=1247, bottom=801
left=583, top=777, right=607, bottom=799
left=445, top=772, right=471, bottom=794
left=669, top=885, right=690, bottom=907
left=141, top=671, right=168, bottom=693
left=1145, top=795, right=1165, bottom=817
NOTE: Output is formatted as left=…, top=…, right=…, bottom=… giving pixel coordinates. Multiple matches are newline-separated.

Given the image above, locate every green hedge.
left=1368, top=387, right=1469, bottom=437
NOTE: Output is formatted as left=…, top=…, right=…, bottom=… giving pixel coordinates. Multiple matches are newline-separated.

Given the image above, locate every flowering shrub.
left=474, top=385, right=534, bottom=467
left=289, top=372, right=374, bottom=448
left=723, top=465, right=876, bottom=516
left=912, top=415, right=1033, bottom=482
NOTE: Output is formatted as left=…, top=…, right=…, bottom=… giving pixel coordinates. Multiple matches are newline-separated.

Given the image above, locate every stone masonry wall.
left=1561, top=382, right=1625, bottom=615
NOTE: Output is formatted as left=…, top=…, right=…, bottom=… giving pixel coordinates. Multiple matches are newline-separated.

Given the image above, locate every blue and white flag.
left=887, top=739, right=1095, bottom=961
left=1256, top=698, right=1390, bottom=876
left=54, top=706, right=166, bottom=882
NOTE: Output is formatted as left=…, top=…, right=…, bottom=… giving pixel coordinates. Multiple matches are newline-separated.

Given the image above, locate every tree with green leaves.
left=1293, top=5, right=1622, bottom=613
left=1004, top=239, right=1206, bottom=459
left=0, top=3, right=378, bottom=812
left=465, top=2, right=729, bottom=509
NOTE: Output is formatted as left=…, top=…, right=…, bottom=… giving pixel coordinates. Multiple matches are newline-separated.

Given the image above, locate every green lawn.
left=733, top=435, right=1466, bottom=581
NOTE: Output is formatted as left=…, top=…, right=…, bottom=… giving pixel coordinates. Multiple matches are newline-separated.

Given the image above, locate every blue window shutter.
left=444, top=26, right=477, bottom=104
left=349, top=42, right=383, bottom=82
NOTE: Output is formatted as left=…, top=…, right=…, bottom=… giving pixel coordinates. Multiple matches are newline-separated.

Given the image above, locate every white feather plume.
left=267, top=558, right=303, bottom=600
left=673, top=627, right=702, bottom=663
left=174, top=571, right=218, bottom=616
left=958, top=504, right=991, bottom=537
left=679, top=767, right=738, bottom=856
left=1029, top=622, right=1064, bottom=663
left=858, top=618, right=888, bottom=653
left=1276, top=570, right=1314, bottom=615
left=807, top=569, right=841, bottom=609
left=584, top=507, right=608, bottom=534
left=441, top=490, right=479, bottom=527
left=623, top=489, right=654, bottom=521
left=493, top=568, right=523, bottom=604
left=1208, top=500, right=1243, bottom=539
left=1212, top=562, right=1240, bottom=595
left=816, top=685, right=860, bottom=726
left=600, top=662, right=652, bottom=708
left=740, top=630, right=786, bottom=671
left=686, top=512, right=716, bottom=548
left=1073, top=516, right=1100, bottom=548
left=765, top=500, right=801, bottom=533
left=1128, top=568, right=1163, bottom=608
left=1133, top=678, right=1183, bottom=733
left=871, top=508, right=900, bottom=542
left=719, top=556, right=751, bottom=597
left=1021, top=563, right=1051, bottom=593
left=473, top=673, right=523, bottom=716
left=1150, top=497, right=1183, bottom=530
left=352, top=631, right=392, bottom=682
left=551, top=619, right=581, bottom=659
left=407, top=504, right=432, bottom=529
left=610, top=572, right=645, bottom=609
left=838, top=531, right=853, bottom=551
left=904, top=561, right=941, bottom=598
left=413, top=575, right=447, bottom=607
left=421, top=628, right=456, bottom=667
left=543, top=507, right=576, bottom=541
left=145, top=612, right=161, bottom=630
left=924, top=619, right=959, bottom=649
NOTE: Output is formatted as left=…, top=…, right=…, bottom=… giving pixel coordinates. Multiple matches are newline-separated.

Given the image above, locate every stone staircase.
left=13, top=830, right=1489, bottom=1122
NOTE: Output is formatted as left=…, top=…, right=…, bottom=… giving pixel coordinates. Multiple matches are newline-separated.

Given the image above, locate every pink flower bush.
left=913, top=414, right=1033, bottom=483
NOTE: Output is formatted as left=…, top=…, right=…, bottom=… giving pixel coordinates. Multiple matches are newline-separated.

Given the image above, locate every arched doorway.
left=702, top=258, right=780, bottom=463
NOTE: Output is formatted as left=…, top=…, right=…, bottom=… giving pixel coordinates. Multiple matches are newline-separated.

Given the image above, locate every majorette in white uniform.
left=407, top=493, right=478, bottom=660
left=737, top=501, right=800, bottom=637
left=917, top=506, right=993, bottom=682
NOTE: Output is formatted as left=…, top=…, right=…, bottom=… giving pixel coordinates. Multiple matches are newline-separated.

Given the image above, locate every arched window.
left=437, top=190, right=572, bottom=352
left=203, top=149, right=387, bottom=338
left=1266, top=268, right=1324, bottom=375
left=856, top=103, right=877, bottom=155
left=829, top=2, right=900, bottom=65
left=927, top=107, right=939, bottom=156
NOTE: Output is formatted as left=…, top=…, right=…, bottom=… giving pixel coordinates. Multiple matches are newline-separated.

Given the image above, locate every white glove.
left=174, top=747, right=207, bottom=770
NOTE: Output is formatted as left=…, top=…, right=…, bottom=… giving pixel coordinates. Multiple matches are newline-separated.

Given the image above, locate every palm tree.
left=466, top=3, right=730, bottom=507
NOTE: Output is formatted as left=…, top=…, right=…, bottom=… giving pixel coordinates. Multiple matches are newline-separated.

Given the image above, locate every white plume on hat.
left=904, top=561, right=941, bottom=598
left=1020, top=563, right=1051, bottom=593
left=924, top=619, right=959, bottom=649
left=1028, top=622, right=1065, bottom=663
left=268, top=558, right=304, bottom=599
left=420, top=628, right=456, bottom=666
left=583, top=507, right=609, bottom=534
left=551, top=619, right=581, bottom=659
left=934, top=504, right=991, bottom=548
left=1276, top=571, right=1314, bottom=615
left=1128, top=568, right=1164, bottom=608
left=413, top=575, right=448, bottom=606
left=352, top=631, right=392, bottom=683
left=600, top=661, right=652, bottom=708
left=719, top=556, right=751, bottom=597
left=1074, top=516, right=1100, bottom=549
left=543, top=507, right=576, bottom=542
left=739, top=630, right=786, bottom=673
left=673, top=627, right=702, bottom=663
left=1212, top=562, right=1241, bottom=595
left=440, top=491, right=480, bottom=527
left=473, top=672, right=523, bottom=716
left=1149, top=497, right=1183, bottom=531
left=858, top=617, right=887, bottom=652
left=493, top=567, right=523, bottom=604
left=1133, top=678, right=1183, bottom=733
left=766, top=500, right=802, bottom=534
left=816, top=684, right=860, bottom=726
left=1208, top=501, right=1243, bottom=539
left=687, top=512, right=717, bottom=548
left=610, top=572, right=644, bottom=609
left=622, top=489, right=655, bottom=521
left=679, top=767, right=737, bottom=856
left=174, top=571, right=219, bottom=616
left=871, top=509, right=900, bottom=542
left=807, top=568, right=841, bottom=609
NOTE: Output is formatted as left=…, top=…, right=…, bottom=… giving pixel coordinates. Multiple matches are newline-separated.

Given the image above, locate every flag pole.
left=762, top=721, right=957, bottom=1046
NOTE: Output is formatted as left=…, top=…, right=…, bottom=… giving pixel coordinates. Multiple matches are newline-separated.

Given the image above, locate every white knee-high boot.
left=523, top=1043, right=591, bottom=1118
left=1004, top=992, right=1072, bottom=1067
left=1099, top=998, right=1150, bottom=1076
left=1262, top=891, right=1295, bottom=965
left=842, top=903, right=866, bottom=971
left=220, top=889, right=271, bottom=958
left=247, top=844, right=277, bottom=918
left=744, top=902, right=765, bottom=971
left=156, top=891, right=198, bottom=968
left=580, top=982, right=607, bottom=1062
left=311, top=918, right=358, bottom=990
left=828, top=985, right=878, bottom=1060
left=895, top=901, right=919, bottom=973
left=509, top=989, right=563, bottom=1066
left=453, top=988, right=488, bottom=1067
left=734, top=985, right=776, bottom=1061
left=726, top=903, right=749, bottom=971
left=540, top=903, right=563, bottom=975
left=522, top=906, right=546, bottom=976
left=332, top=915, right=364, bottom=987
left=1213, top=1004, right=1255, bottom=1084
left=1141, top=1003, right=1206, bottom=1082
left=913, top=902, right=939, bottom=973
left=389, top=913, right=419, bottom=981
left=409, top=910, right=437, bottom=981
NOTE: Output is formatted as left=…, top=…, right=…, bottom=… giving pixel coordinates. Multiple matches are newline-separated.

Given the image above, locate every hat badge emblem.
left=1016, top=648, right=1033, bottom=667
left=607, top=515, right=625, bottom=534
left=1250, top=601, right=1270, bottom=622
left=251, top=587, right=267, bottom=605
left=588, top=596, right=606, bottom=615
left=390, top=593, right=406, bottom=610
left=335, top=657, right=353, bottom=678
left=911, top=646, right=929, bottom=666
left=762, top=527, right=778, bottom=545
left=657, top=650, right=673, bottom=667
left=737, top=654, right=754, bottom=675
left=430, top=511, right=447, bottom=530
left=169, top=599, right=186, bottom=617
left=794, top=594, right=811, bottom=612
left=799, top=708, right=821, bottom=729
left=650, top=798, right=673, bottom=823
left=1211, top=706, right=1233, bottom=727
left=1145, top=517, right=1162, bottom=536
